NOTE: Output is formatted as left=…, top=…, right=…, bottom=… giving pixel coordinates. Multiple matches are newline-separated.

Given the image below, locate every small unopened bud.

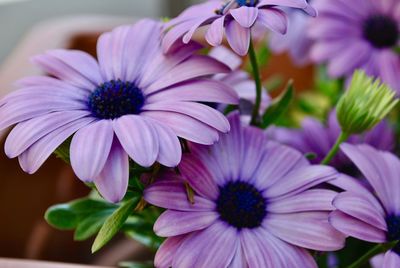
left=336, top=70, right=398, bottom=135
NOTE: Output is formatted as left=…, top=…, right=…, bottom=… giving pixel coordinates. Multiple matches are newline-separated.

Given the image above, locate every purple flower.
left=209, top=46, right=271, bottom=122
left=329, top=143, right=400, bottom=268
left=144, top=113, right=345, bottom=268
left=163, top=0, right=317, bottom=56
left=267, top=110, right=395, bottom=170
left=269, top=5, right=314, bottom=66
left=0, top=19, right=239, bottom=203
left=310, top=0, right=400, bottom=93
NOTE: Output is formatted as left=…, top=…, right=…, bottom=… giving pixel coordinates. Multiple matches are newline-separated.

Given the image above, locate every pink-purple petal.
left=230, top=6, right=259, bottom=28
left=154, top=236, right=185, bottom=268
left=226, top=20, right=251, bottom=56
left=257, top=8, right=288, bottom=34
left=205, top=16, right=225, bottom=46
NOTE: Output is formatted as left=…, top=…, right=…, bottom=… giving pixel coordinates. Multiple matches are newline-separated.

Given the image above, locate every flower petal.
left=70, top=120, right=114, bottom=182
left=230, top=6, right=259, bottom=28
left=154, top=210, right=219, bottom=237
left=155, top=236, right=185, bottom=268
left=265, top=212, right=346, bottom=251
left=113, top=115, right=159, bottom=167
left=226, top=20, right=250, bottom=56
left=18, top=117, right=95, bottom=174
left=94, top=138, right=129, bottom=203
left=382, top=250, right=400, bottom=268
left=173, top=221, right=238, bottom=268
left=257, top=8, right=288, bottom=34
left=329, top=210, right=387, bottom=243
left=144, top=180, right=215, bottom=212
left=205, top=17, right=225, bottom=46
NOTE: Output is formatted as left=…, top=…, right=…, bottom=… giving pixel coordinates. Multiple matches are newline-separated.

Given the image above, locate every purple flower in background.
left=0, top=19, right=238, bottom=203
left=267, top=111, right=395, bottom=170
left=269, top=4, right=314, bottom=66
left=310, top=0, right=400, bottom=93
left=209, top=46, right=271, bottom=122
left=329, top=143, right=400, bottom=268
left=163, top=0, right=317, bottom=56
left=145, top=113, right=344, bottom=268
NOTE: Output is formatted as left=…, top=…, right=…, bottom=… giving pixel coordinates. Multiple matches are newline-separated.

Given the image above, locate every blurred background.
left=0, top=0, right=312, bottom=266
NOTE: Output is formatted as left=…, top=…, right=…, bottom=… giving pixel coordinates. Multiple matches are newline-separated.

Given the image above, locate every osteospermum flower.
left=144, top=113, right=345, bottom=268
left=310, top=0, right=400, bottom=92
left=266, top=110, right=395, bottom=170
left=329, top=143, right=400, bottom=268
left=0, top=19, right=239, bottom=203
left=162, top=0, right=317, bottom=56
left=209, top=46, right=271, bottom=122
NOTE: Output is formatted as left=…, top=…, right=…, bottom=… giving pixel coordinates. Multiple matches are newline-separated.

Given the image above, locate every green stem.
left=249, top=38, right=263, bottom=126
left=347, top=241, right=398, bottom=268
left=321, top=132, right=349, bottom=165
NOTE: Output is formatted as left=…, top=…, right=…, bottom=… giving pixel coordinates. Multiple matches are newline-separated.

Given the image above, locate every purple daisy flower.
left=310, top=0, right=400, bottom=92
left=162, top=0, right=317, bottom=56
left=209, top=46, right=271, bottom=122
left=266, top=110, right=395, bottom=170
left=0, top=19, right=239, bottom=203
left=328, top=143, right=400, bottom=268
left=269, top=4, right=314, bottom=66
left=144, top=113, right=345, bottom=268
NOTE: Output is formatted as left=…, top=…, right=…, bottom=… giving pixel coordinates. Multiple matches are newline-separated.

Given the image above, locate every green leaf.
left=119, top=261, right=153, bottom=268
left=92, top=197, right=139, bottom=253
left=45, top=204, right=79, bottom=230
left=74, top=210, right=114, bottom=241
left=261, top=81, right=294, bottom=129
left=54, top=138, right=72, bottom=164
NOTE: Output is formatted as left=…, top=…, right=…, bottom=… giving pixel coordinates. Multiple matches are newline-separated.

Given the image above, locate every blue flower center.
left=363, top=15, right=399, bottom=49
left=88, top=80, right=145, bottom=119
left=387, top=215, right=400, bottom=242
left=216, top=181, right=267, bottom=229
left=236, top=0, right=258, bottom=6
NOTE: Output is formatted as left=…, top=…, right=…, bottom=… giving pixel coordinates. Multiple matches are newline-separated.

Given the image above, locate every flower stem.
left=347, top=241, right=398, bottom=268
left=321, top=132, right=349, bottom=165
left=249, top=38, right=263, bottom=126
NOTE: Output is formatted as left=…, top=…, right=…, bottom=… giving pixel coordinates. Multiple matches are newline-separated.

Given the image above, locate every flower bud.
left=336, top=70, right=398, bottom=134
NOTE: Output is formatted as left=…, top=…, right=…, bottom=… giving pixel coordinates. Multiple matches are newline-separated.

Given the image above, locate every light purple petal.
left=230, top=6, right=259, bottom=28
left=382, top=250, right=400, bottom=268
left=143, top=101, right=230, bottom=133
left=252, top=143, right=309, bottom=191
left=257, top=8, right=288, bottom=34
left=70, top=120, right=114, bottom=182
left=146, top=79, right=239, bottom=105
left=113, top=115, right=159, bottom=167
left=226, top=20, right=250, bottom=56
left=162, top=19, right=200, bottom=53
left=266, top=165, right=337, bottom=200
left=94, top=138, right=129, bottom=203
left=173, top=221, right=238, bottom=268
left=265, top=212, right=346, bottom=251
left=5, top=111, right=90, bottom=158
left=18, top=117, right=95, bottom=174
left=341, top=143, right=399, bottom=214
left=148, top=120, right=181, bottom=167
left=333, top=192, right=387, bottom=231
left=144, top=180, right=215, bottom=212
left=32, top=51, right=99, bottom=89
left=155, top=236, right=185, bottom=268
left=142, top=111, right=219, bottom=145
left=258, top=0, right=317, bottom=16
left=182, top=15, right=218, bottom=44
left=154, top=210, right=218, bottom=237
left=145, top=55, right=230, bottom=94
left=240, top=228, right=277, bottom=267
left=228, top=242, right=247, bottom=268
left=268, top=189, right=337, bottom=213
left=329, top=210, right=387, bottom=243
left=179, top=154, right=219, bottom=200
left=205, top=17, right=225, bottom=46
left=209, top=46, right=242, bottom=71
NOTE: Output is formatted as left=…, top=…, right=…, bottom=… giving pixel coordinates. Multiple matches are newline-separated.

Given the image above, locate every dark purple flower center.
left=216, top=0, right=258, bottom=15
left=387, top=215, right=400, bottom=242
left=363, top=15, right=399, bottom=49
left=216, top=181, right=267, bottom=229
left=88, top=80, right=145, bottom=119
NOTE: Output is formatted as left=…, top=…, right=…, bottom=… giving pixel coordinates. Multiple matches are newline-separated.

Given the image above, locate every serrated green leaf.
left=74, top=210, right=114, bottom=241
left=261, top=81, right=294, bottom=129
left=45, top=204, right=79, bottom=230
left=92, top=197, right=139, bottom=253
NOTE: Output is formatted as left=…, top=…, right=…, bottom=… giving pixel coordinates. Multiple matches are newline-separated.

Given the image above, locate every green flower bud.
left=336, top=70, right=398, bottom=134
